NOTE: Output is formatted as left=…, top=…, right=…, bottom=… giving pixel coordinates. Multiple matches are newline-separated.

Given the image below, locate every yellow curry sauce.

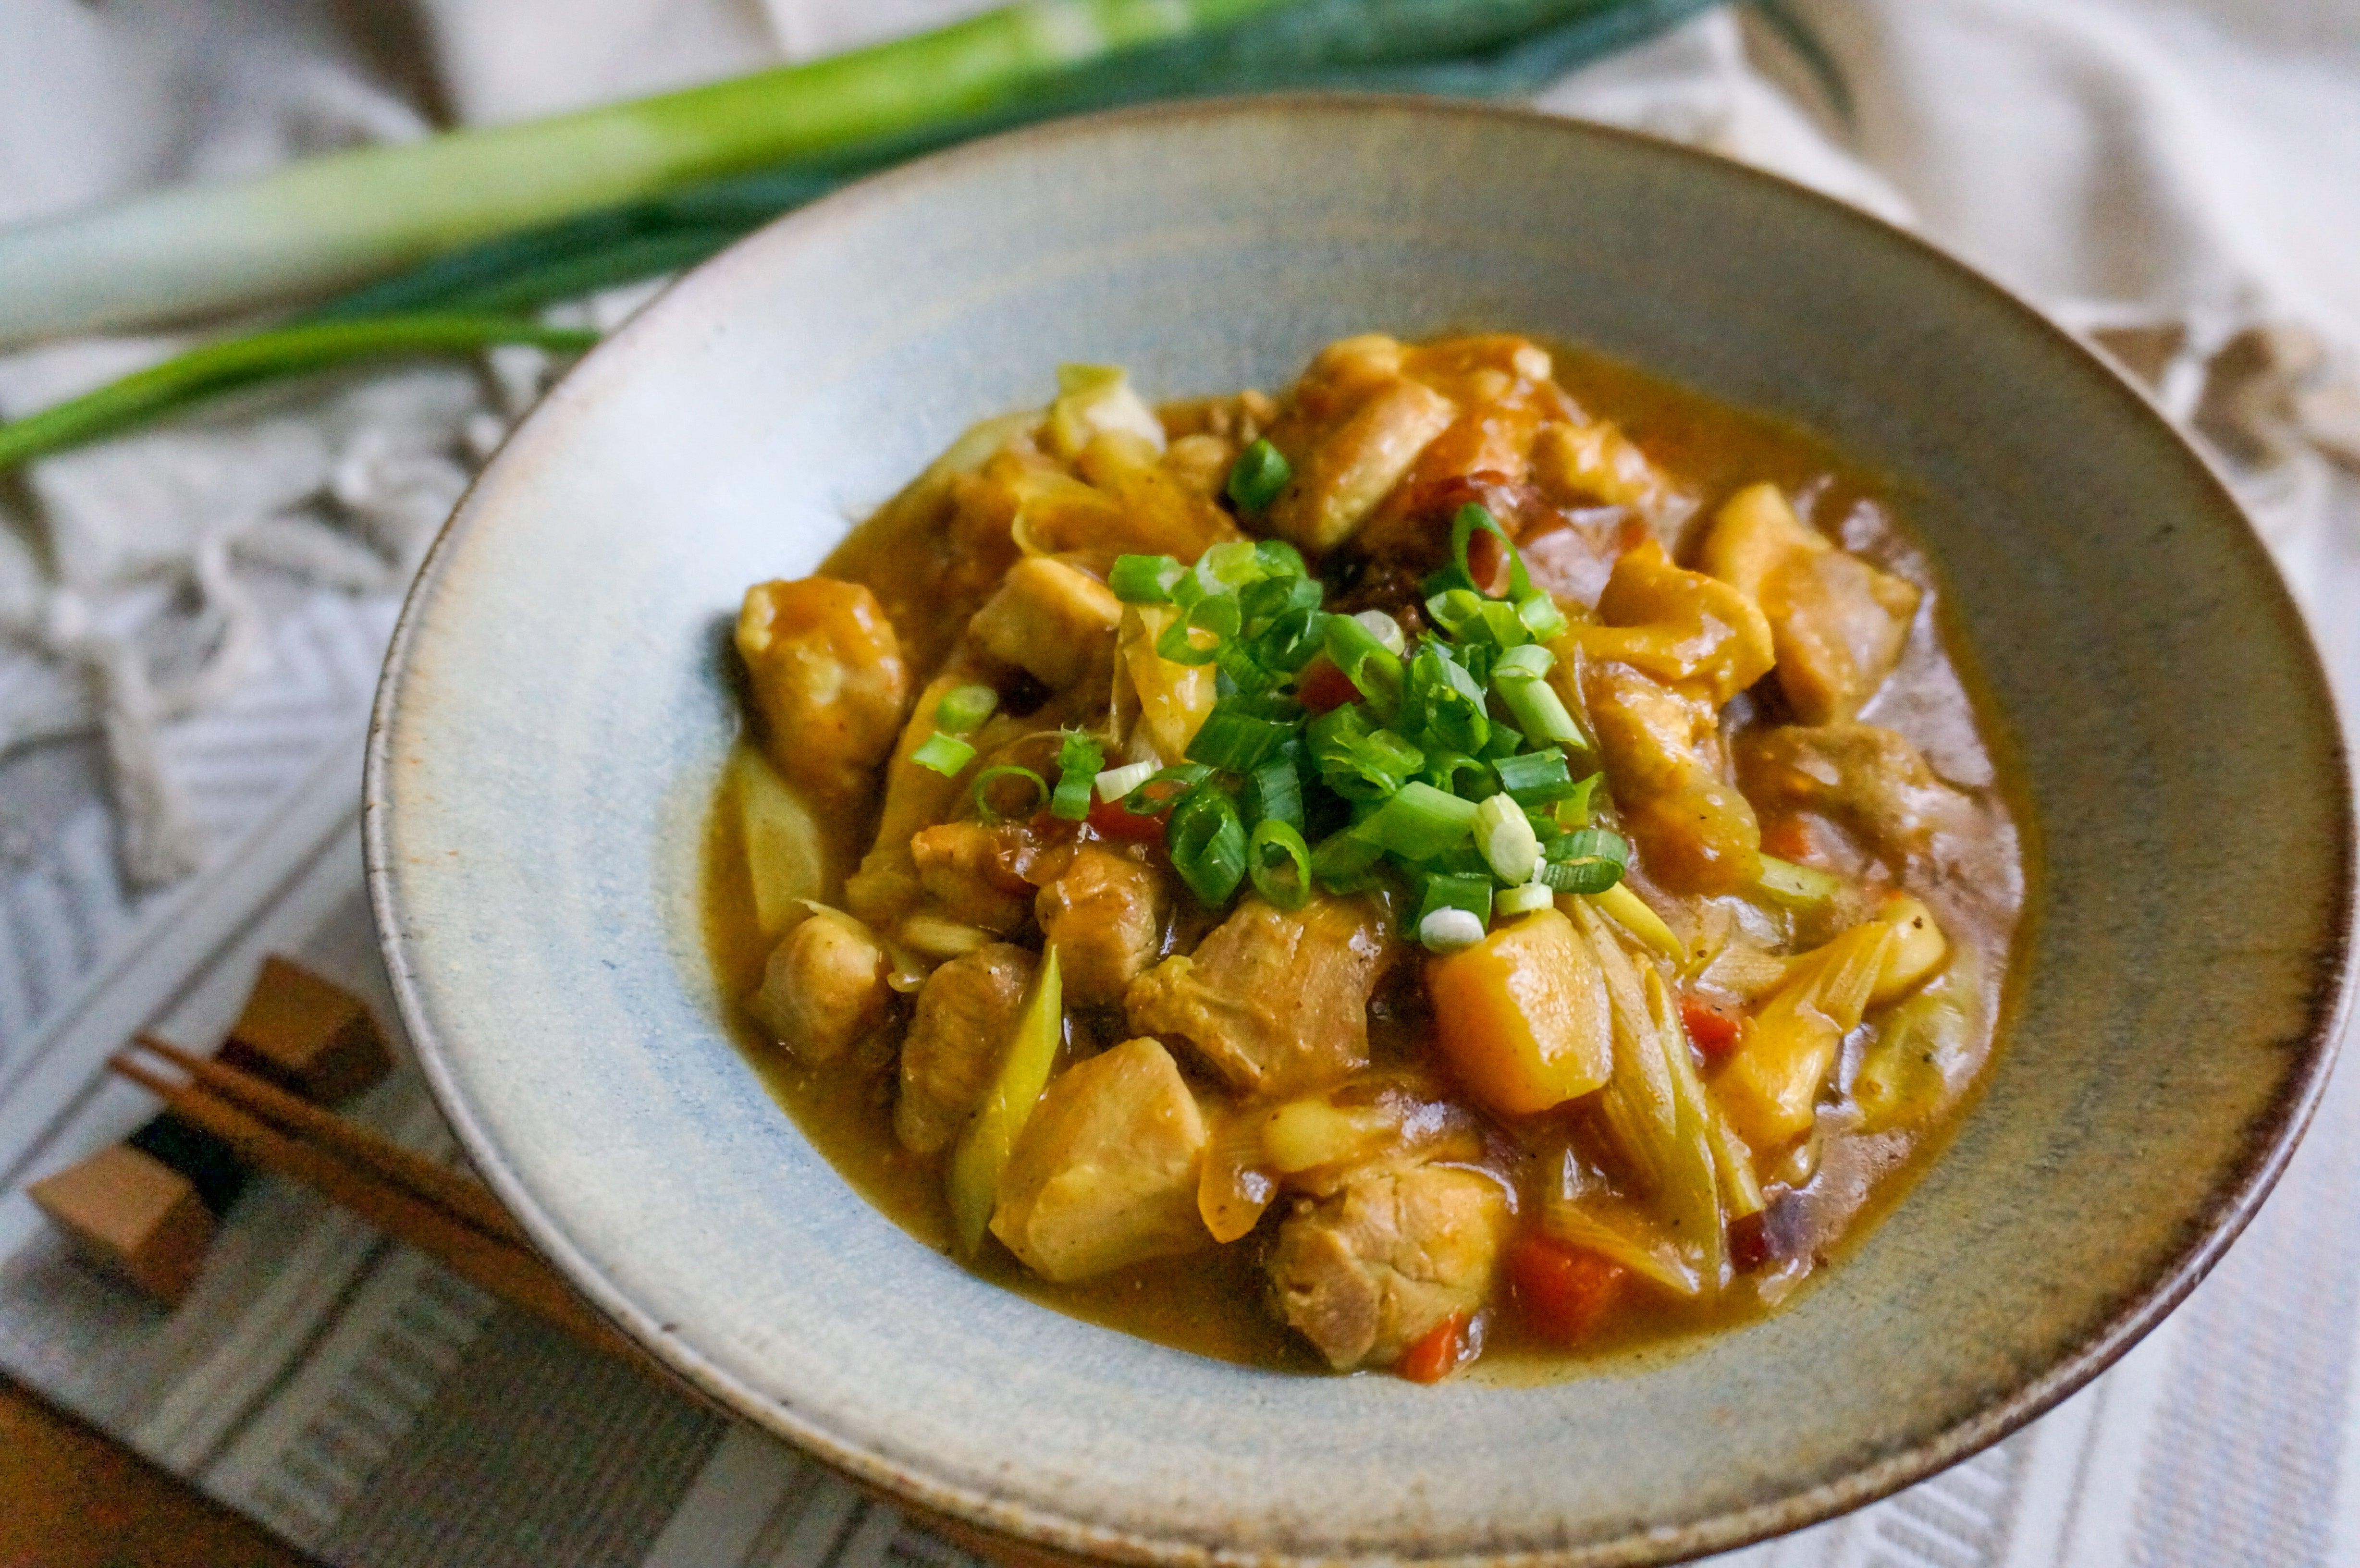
left=701, top=334, right=2028, bottom=1381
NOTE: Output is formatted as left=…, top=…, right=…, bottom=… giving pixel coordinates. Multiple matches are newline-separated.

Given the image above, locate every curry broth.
left=700, top=337, right=2029, bottom=1377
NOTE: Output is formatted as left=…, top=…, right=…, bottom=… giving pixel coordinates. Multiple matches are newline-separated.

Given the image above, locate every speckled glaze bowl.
left=366, top=98, right=2352, bottom=1566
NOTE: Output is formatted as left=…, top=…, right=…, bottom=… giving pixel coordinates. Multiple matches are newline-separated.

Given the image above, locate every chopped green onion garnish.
left=1473, top=793, right=1541, bottom=884
left=1094, top=760, right=1158, bottom=803
left=1156, top=592, right=1241, bottom=665
left=1356, top=781, right=1479, bottom=860
left=1496, top=882, right=1555, bottom=918
left=911, top=732, right=976, bottom=777
left=1167, top=788, right=1248, bottom=907
left=1109, top=553, right=1185, bottom=604
left=1244, top=758, right=1304, bottom=831
left=1309, top=827, right=1386, bottom=892
left=1493, top=748, right=1576, bottom=806
left=1756, top=853, right=1844, bottom=907
left=1323, top=612, right=1405, bottom=714
left=1247, top=820, right=1313, bottom=910
left=1538, top=827, right=1629, bottom=894
left=1426, top=502, right=1535, bottom=602
left=1404, top=640, right=1490, bottom=755
left=1557, top=772, right=1604, bottom=827
left=1226, top=438, right=1293, bottom=514
left=1123, top=762, right=1213, bottom=816
left=1309, top=707, right=1424, bottom=803
left=1492, top=642, right=1554, bottom=681
left=1516, top=592, right=1569, bottom=642
left=972, top=764, right=1049, bottom=823
left=1186, top=705, right=1293, bottom=771
left=1426, top=588, right=1530, bottom=650
left=1416, top=870, right=1494, bottom=931
left=1495, top=664, right=1584, bottom=747
left=1418, top=907, right=1487, bottom=953
left=1419, top=751, right=1491, bottom=800
left=1352, top=609, right=1408, bottom=655
left=1050, top=731, right=1103, bottom=821
left=1196, top=539, right=1263, bottom=592
left=934, top=684, right=999, bottom=735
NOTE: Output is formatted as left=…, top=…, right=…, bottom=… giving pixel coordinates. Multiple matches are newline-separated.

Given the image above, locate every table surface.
left=0, top=1376, right=319, bottom=1568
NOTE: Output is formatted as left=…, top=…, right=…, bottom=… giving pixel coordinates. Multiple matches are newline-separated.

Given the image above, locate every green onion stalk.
left=0, top=0, right=1725, bottom=476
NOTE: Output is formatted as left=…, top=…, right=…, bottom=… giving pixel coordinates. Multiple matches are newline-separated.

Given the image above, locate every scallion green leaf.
left=1557, top=771, right=1604, bottom=827
left=1226, top=438, right=1293, bottom=513
left=1094, top=759, right=1158, bottom=803
left=1418, top=907, right=1488, bottom=953
left=1244, top=758, right=1304, bottom=831
left=1491, top=642, right=1554, bottom=681
left=1493, top=748, right=1576, bottom=806
left=1495, top=664, right=1584, bottom=747
left=972, top=763, right=1049, bottom=823
left=1167, top=787, right=1248, bottom=907
left=1247, top=819, right=1313, bottom=910
left=1109, top=553, right=1186, bottom=603
left=1308, top=706, right=1424, bottom=802
left=1425, top=502, right=1535, bottom=601
left=1496, top=882, right=1555, bottom=918
left=1356, top=781, right=1479, bottom=861
left=1416, top=871, right=1494, bottom=931
left=1050, top=730, right=1104, bottom=821
left=1156, top=592, right=1241, bottom=665
left=1185, top=705, right=1294, bottom=771
left=1403, top=640, right=1490, bottom=755
left=1323, top=613, right=1404, bottom=714
left=1538, top=827, right=1629, bottom=894
left=1516, top=591, right=1569, bottom=642
left=935, top=683, right=999, bottom=734
left=1123, top=762, right=1213, bottom=816
left=1309, top=826, right=1387, bottom=892
left=911, top=732, right=976, bottom=777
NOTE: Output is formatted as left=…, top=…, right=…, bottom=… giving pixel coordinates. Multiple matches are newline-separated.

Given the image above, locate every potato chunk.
left=746, top=910, right=891, bottom=1064
left=969, top=557, right=1122, bottom=694
left=896, top=943, right=1035, bottom=1155
left=991, top=1038, right=1210, bottom=1282
left=1424, top=907, right=1612, bottom=1116
left=1125, top=895, right=1393, bottom=1097
left=1268, top=1165, right=1509, bottom=1370
left=735, top=577, right=910, bottom=803
left=1700, top=484, right=1920, bottom=723
left=1036, top=848, right=1165, bottom=1007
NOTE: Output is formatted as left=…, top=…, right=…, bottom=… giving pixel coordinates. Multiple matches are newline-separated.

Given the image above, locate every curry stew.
left=702, top=334, right=2025, bottom=1381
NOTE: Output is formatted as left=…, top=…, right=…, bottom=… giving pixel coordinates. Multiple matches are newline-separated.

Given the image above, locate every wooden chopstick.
left=131, top=1033, right=531, bottom=1248
left=107, top=1050, right=635, bottom=1361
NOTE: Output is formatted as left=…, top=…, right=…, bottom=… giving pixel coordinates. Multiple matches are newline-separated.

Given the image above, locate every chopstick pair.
left=109, top=1034, right=635, bottom=1361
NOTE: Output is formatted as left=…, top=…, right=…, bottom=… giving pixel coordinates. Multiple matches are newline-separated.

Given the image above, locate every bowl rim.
left=363, top=91, right=2356, bottom=1568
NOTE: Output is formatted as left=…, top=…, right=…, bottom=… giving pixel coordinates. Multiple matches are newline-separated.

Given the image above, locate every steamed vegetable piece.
left=947, top=945, right=1065, bottom=1256
left=728, top=745, right=832, bottom=940
left=1714, top=919, right=1899, bottom=1150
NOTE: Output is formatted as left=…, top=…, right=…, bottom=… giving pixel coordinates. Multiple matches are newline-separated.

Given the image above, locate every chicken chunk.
left=911, top=820, right=1038, bottom=936
left=968, top=557, right=1122, bottom=695
left=1267, top=379, right=1460, bottom=554
left=895, top=943, right=1036, bottom=1155
left=735, top=577, right=911, bottom=803
left=1700, top=484, right=1920, bottom=723
left=1125, top=895, right=1392, bottom=1097
left=1581, top=660, right=1762, bottom=894
left=1577, top=539, right=1775, bottom=707
left=990, top=1038, right=1210, bottom=1282
left=1268, top=1164, right=1509, bottom=1370
left=1734, top=722, right=1976, bottom=865
left=745, top=910, right=892, bottom=1064
left=1036, top=848, right=1165, bottom=1007
left=1530, top=419, right=1686, bottom=524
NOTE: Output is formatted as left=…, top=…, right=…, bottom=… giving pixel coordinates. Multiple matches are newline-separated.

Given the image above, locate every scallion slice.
left=1495, top=665, right=1584, bottom=747
left=1185, top=706, right=1292, bottom=771
left=1491, top=642, right=1554, bottom=681
left=1244, top=758, right=1304, bottom=831
left=1427, top=502, right=1535, bottom=601
left=972, top=764, right=1048, bottom=823
left=1557, top=772, right=1604, bottom=827
left=935, top=683, right=999, bottom=734
left=1109, top=553, right=1186, bottom=604
left=1247, top=820, right=1313, bottom=910
left=1309, top=827, right=1385, bottom=892
left=1123, top=762, right=1213, bottom=816
left=1094, top=760, right=1158, bottom=803
left=1050, top=731, right=1103, bottom=821
left=1226, top=438, right=1293, bottom=514
left=1168, top=788, right=1248, bottom=907
left=1323, top=612, right=1404, bottom=713
left=911, top=732, right=976, bottom=777
left=1415, top=871, right=1494, bottom=934
left=1538, top=827, right=1629, bottom=894
left=1516, top=591, right=1570, bottom=642
left=1156, top=592, right=1241, bottom=665
left=1493, top=747, right=1576, bottom=805
left=1473, top=793, right=1541, bottom=884
left=1352, top=609, right=1408, bottom=655
left=1355, top=781, right=1479, bottom=860
left=1417, top=906, right=1487, bottom=953
left=1404, top=640, right=1489, bottom=755
left=1496, top=882, right=1555, bottom=918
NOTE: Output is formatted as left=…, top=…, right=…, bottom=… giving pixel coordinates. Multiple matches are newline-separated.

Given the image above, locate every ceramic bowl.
left=365, top=98, right=2351, bottom=1566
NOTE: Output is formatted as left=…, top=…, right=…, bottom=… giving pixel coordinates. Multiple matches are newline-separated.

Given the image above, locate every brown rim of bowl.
left=364, top=91, right=2357, bottom=1568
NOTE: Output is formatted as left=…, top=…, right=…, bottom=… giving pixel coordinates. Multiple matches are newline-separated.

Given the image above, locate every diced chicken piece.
left=1576, top=540, right=1775, bottom=707
left=1700, top=484, right=1921, bottom=723
left=1267, top=379, right=1460, bottom=554
left=1735, top=723, right=1979, bottom=865
left=990, top=1038, right=1210, bottom=1281
left=1268, top=1164, right=1510, bottom=1370
left=911, top=820, right=1037, bottom=935
left=1036, top=848, right=1165, bottom=1007
left=896, top=943, right=1035, bottom=1154
left=1125, top=895, right=1393, bottom=1097
left=969, top=557, right=1123, bottom=694
left=1531, top=419, right=1686, bottom=522
left=1581, top=660, right=1762, bottom=894
left=745, top=910, right=892, bottom=1064
left=735, top=577, right=911, bottom=803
